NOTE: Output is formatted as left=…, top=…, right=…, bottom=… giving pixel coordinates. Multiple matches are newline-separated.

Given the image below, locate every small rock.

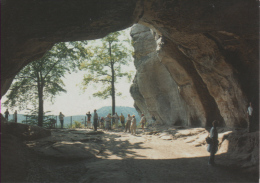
left=144, top=131, right=160, bottom=135
left=161, top=135, right=173, bottom=140
left=86, top=131, right=104, bottom=135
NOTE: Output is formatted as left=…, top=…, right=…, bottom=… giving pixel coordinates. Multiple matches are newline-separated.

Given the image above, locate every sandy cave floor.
left=23, top=125, right=257, bottom=183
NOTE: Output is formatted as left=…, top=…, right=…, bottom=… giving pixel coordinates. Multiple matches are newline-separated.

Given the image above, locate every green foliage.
left=80, top=30, right=133, bottom=98
left=80, top=30, right=133, bottom=116
left=22, top=109, right=57, bottom=128
left=4, top=41, right=88, bottom=126
left=68, top=121, right=85, bottom=129
left=4, top=41, right=88, bottom=110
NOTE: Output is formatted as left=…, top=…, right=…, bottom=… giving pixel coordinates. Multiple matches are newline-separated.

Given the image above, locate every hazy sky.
left=1, top=60, right=136, bottom=116
left=1, top=27, right=136, bottom=116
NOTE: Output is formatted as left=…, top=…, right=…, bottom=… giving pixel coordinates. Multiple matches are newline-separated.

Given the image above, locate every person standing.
left=152, top=115, right=156, bottom=126
left=130, top=115, right=137, bottom=135
left=247, top=102, right=253, bottom=133
left=59, top=112, right=65, bottom=129
left=207, top=120, right=219, bottom=166
left=93, top=109, right=98, bottom=131
left=120, top=113, right=125, bottom=128
left=113, top=112, right=119, bottom=129
left=100, top=117, right=105, bottom=129
left=140, top=114, right=146, bottom=132
left=14, top=110, right=18, bottom=123
left=105, top=114, right=112, bottom=131
left=4, top=109, right=10, bottom=121
left=86, top=111, right=92, bottom=128
left=125, top=114, right=132, bottom=133
left=98, top=117, right=100, bottom=128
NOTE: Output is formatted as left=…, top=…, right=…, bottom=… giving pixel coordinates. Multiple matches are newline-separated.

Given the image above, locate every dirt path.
left=25, top=127, right=257, bottom=183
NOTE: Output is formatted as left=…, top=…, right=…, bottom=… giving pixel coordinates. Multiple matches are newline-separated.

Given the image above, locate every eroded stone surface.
left=2, top=122, right=51, bottom=141
left=130, top=21, right=257, bottom=128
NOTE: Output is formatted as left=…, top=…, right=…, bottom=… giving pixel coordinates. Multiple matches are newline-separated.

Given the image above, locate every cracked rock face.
left=2, top=0, right=258, bottom=128
left=130, top=23, right=253, bottom=128
left=130, top=21, right=258, bottom=127
left=130, top=25, right=189, bottom=126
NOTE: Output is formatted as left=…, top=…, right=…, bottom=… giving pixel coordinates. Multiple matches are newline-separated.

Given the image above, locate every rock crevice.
left=130, top=21, right=256, bottom=127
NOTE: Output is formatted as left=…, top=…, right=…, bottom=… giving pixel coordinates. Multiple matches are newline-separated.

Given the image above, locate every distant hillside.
left=13, top=106, right=141, bottom=127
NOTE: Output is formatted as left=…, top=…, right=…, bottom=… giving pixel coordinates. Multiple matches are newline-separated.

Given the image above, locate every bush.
left=69, top=121, right=85, bottom=129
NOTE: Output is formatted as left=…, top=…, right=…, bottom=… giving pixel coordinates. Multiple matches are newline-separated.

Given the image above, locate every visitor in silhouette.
left=125, top=114, right=132, bottom=133
left=59, top=112, right=65, bottom=128
left=105, top=113, right=112, bottom=130
left=14, top=110, right=18, bottom=123
left=247, top=102, right=253, bottom=133
left=100, top=117, right=105, bottom=129
left=152, top=115, right=156, bottom=126
left=120, top=113, right=125, bottom=128
left=113, top=112, right=119, bottom=129
left=130, top=115, right=137, bottom=135
left=86, top=111, right=92, bottom=128
left=140, top=114, right=146, bottom=132
left=207, top=120, right=219, bottom=166
left=98, top=117, right=100, bottom=128
left=50, top=118, right=56, bottom=128
left=93, top=109, right=98, bottom=131
left=4, top=109, right=10, bottom=121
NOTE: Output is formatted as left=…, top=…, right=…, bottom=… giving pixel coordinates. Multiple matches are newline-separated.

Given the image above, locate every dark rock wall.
left=130, top=0, right=258, bottom=127
left=1, top=0, right=258, bottom=128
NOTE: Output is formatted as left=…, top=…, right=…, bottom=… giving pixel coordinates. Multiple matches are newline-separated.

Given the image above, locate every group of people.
left=83, top=110, right=147, bottom=134
left=4, top=109, right=17, bottom=123
left=85, top=110, right=101, bottom=131
left=2, top=103, right=256, bottom=167
left=54, top=110, right=149, bottom=132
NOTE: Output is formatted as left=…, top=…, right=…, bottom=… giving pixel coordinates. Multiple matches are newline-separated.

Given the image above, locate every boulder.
left=218, top=131, right=259, bottom=174
left=32, top=141, right=98, bottom=160
left=1, top=134, right=29, bottom=182
left=2, top=122, right=51, bottom=141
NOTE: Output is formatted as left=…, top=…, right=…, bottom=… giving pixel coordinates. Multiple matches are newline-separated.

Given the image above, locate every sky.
left=1, top=27, right=136, bottom=116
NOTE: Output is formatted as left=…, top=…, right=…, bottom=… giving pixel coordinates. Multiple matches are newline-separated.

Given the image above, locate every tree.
left=4, top=41, right=88, bottom=126
left=80, top=30, right=133, bottom=116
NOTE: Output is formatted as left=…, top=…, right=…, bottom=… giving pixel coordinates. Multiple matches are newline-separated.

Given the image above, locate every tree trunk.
left=38, top=85, right=44, bottom=127
left=111, top=65, right=115, bottom=116
left=37, top=71, right=44, bottom=127
left=109, top=41, right=116, bottom=116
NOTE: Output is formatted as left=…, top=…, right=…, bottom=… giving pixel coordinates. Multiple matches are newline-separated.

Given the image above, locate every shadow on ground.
left=1, top=126, right=259, bottom=183
left=24, top=154, right=259, bottom=183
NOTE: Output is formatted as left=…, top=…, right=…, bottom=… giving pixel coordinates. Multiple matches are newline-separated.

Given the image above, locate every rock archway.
left=1, top=0, right=259, bottom=128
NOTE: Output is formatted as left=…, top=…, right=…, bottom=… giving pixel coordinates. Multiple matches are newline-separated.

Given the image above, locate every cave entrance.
left=2, top=27, right=139, bottom=127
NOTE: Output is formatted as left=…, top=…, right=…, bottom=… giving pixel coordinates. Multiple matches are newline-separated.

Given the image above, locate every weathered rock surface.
left=170, top=127, right=259, bottom=175
left=1, top=126, right=258, bottom=182
left=26, top=129, right=104, bottom=160
left=218, top=130, right=259, bottom=174
left=2, top=122, right=51, bottom=141
left=31, top=141, right=98, bottom=160
left=130, top=21, right=258, bottom=128
left=130, top=25, right=189, bottom=126
left=1, top=134, right=29, bottom=182
left=1, top=116, right=50, bottom=182
left=1, top=0, right=258, bottom=129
